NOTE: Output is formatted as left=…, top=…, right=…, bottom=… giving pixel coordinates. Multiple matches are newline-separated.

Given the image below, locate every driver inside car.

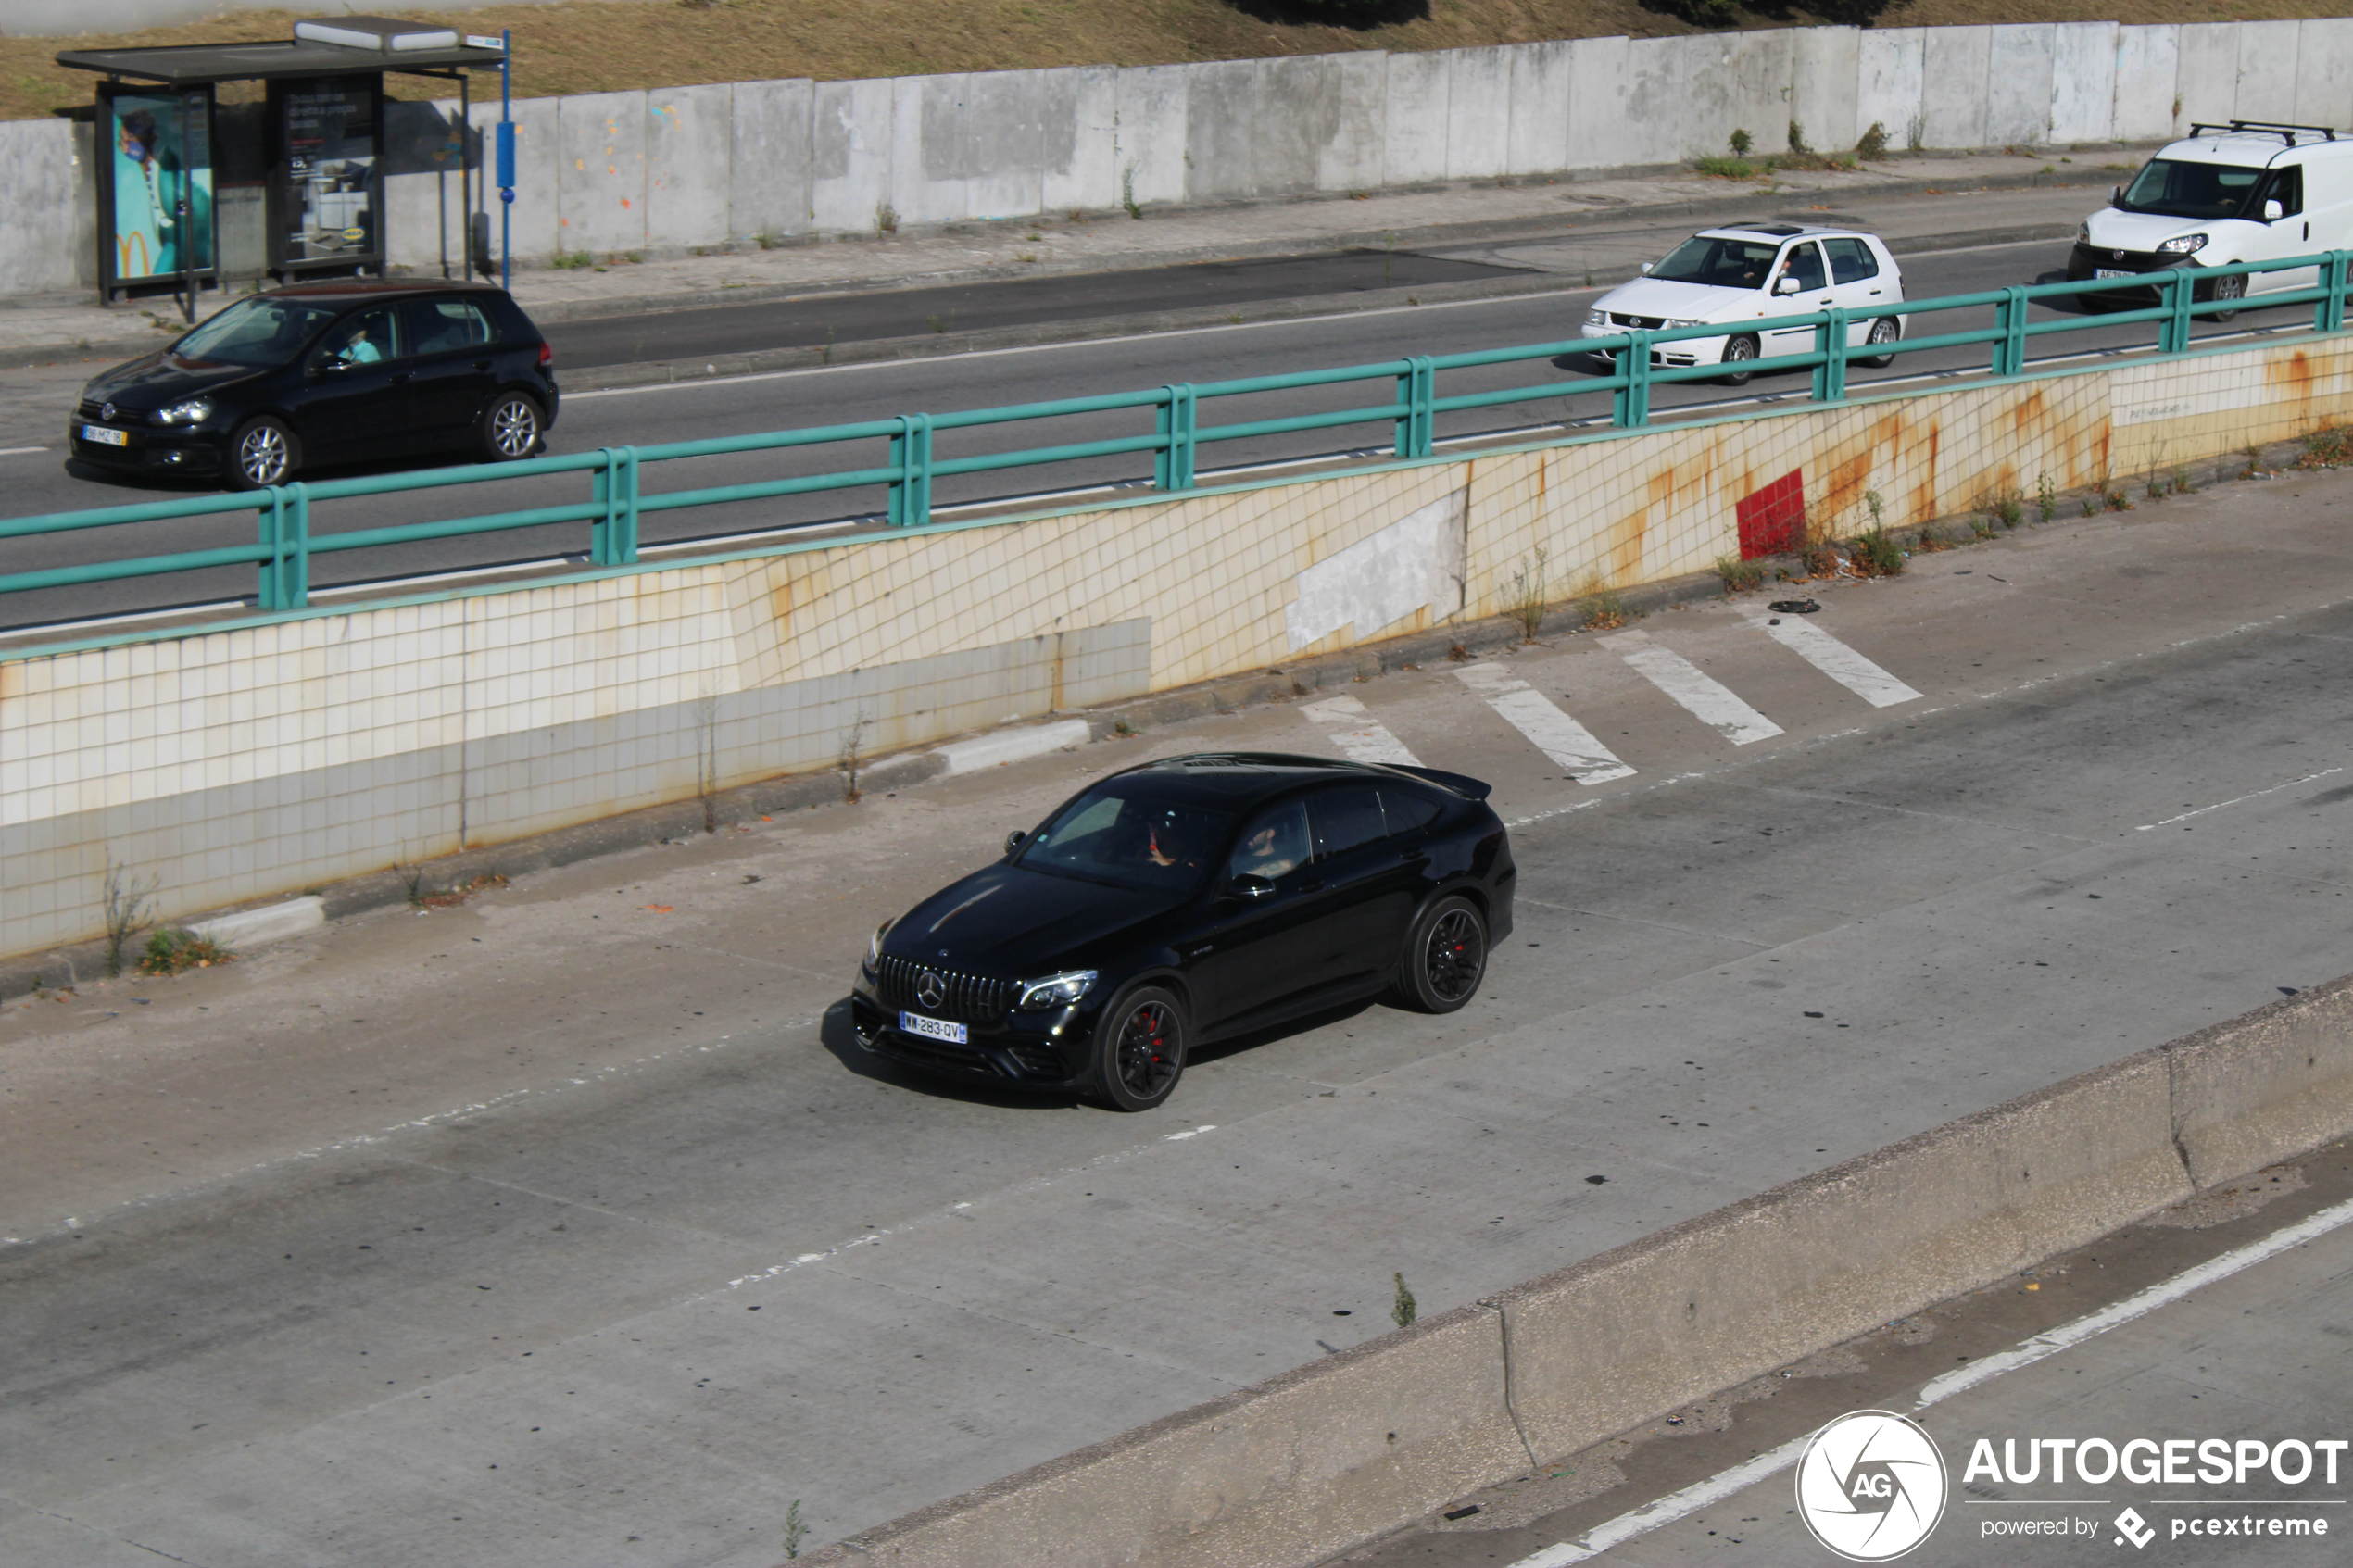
left=1229, top=804, right=1310, bottom=882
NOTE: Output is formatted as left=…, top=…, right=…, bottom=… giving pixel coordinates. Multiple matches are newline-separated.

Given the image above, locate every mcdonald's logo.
left=116, top=231, right=151, bottom=279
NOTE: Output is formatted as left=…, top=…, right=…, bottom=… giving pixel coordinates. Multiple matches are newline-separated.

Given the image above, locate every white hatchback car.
left=1580, top=223, right=1906, bottom=384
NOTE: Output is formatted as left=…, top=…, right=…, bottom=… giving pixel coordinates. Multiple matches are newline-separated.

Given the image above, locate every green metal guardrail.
left=6, top=252, right=2349, bottom=614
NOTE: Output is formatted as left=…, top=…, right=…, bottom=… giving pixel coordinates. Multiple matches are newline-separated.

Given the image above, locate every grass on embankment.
left=5, top=0, right=2347, bottom=124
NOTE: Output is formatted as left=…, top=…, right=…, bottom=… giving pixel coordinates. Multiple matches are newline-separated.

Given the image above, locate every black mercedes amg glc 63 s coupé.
left=850, top=752, right=1516, bottom=1110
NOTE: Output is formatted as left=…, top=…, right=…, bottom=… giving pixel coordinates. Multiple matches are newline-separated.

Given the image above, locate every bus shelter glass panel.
left=99, top=84, right=217, bottom=294
left=272, top=76, right=383, bottom=270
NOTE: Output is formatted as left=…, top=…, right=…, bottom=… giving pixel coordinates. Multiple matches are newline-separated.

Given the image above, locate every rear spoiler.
left=1388, top=763, right=1491, bottom=801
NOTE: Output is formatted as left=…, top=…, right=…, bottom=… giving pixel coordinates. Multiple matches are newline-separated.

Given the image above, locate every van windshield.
left=2117, top=158, right=2264, bottom=220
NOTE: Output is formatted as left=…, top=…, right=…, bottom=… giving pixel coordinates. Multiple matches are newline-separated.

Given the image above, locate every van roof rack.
left=2187, top=119, right=2337, bottom=143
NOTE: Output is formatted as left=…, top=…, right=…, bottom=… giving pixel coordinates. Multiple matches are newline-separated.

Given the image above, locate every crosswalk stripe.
left=1300, top=693, right=1422, bottom=766
left=1452, top=663, right=1636, bottom=784
left=1742, top=608, right=1921, bottom=707
left=1607, top=632, right=1784, bottom=745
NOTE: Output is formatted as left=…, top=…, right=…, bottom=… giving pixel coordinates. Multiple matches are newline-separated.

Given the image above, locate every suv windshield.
left=1015, top=786, right=1234, bottom=896
left=1650, top=235, right=1782, bottom=290
left=172, top=296, right=345, bottom=367
left=2118, top=158, right=2265, bottom=220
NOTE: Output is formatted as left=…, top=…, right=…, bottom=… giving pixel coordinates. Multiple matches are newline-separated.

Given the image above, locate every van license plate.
left=2093, top=268, right=2133, bottom=280
left=81, top=424, right=127, bottom=446
left=899, top=1011, right=967, bottom=1044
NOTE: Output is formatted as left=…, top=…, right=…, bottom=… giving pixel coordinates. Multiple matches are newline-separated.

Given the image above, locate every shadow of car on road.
left=816, top=992, right=1388, bottom=1112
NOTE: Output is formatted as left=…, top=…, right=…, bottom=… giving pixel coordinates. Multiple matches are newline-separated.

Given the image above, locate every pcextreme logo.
left=1796, top=1410, right=1950, bottom=1561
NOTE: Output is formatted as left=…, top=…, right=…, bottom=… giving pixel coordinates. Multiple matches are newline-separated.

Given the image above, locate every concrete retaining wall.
left=819, top=972, right=2353, bottom=1565
left=3, top=328, right=2347, bottom=963
left=18, top=17, right=2353, bottom=290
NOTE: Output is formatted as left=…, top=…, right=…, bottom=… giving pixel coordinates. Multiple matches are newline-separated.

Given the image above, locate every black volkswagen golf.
left=849, top=753, right=1516, bottom=1110
left=68, top=278, right=559, bottom=490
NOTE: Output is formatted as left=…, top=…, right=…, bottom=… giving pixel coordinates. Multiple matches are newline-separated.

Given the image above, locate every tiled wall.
left=3, top=336, right=2347, bottom=960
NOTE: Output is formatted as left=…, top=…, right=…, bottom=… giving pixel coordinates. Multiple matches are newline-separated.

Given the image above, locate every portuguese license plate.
left=81, top=424, right=127, bottom=446
left=899, top=1010, right=967, bottom=1044
left=2094, top=268, right=2133, bottom=280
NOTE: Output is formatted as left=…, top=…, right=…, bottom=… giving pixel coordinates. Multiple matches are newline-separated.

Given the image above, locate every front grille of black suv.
left=875, top=955, right=1015, bottom=1022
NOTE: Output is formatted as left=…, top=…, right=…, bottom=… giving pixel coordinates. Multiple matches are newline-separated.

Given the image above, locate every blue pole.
left=497, top=29, right=513, bottom=293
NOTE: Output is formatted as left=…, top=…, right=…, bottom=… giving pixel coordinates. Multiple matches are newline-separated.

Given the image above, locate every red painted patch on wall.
left=1736, top=469, right=1805, bottom=559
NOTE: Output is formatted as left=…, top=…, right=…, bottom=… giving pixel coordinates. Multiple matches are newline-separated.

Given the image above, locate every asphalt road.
left=1351, top=1139, right=2353, bottom=1567
left=0, top=220, right=2314, bottom=636
left=3, top=471, right=2349, bottom=1565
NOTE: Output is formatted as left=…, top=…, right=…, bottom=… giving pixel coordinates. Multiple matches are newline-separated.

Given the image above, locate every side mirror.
left=2111, top=185, right=2122, bottom=205
left=2264, top=199, right=2285, bottom=222
left=1639, top=260, right=1653, bottom=274
left=1225, top=873, right=1276, bottom=901
left=1004, top=830, right=1026, bottom=854
left=1776, top=276, right=1801, bottom=295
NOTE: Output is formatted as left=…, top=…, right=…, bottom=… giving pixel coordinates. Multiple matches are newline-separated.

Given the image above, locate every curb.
left=806, top=974, right=2353, bottom=1567
left=0, top=156, right=2132, bottom=375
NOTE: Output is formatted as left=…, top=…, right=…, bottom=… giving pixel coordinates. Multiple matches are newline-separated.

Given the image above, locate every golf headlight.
left=865, top=917, right=896, bottom=971
left=2076, top=221, right=2090, bottom=245
left=1662, top=318, right=1703, bottom=330
left=2158, top=232, right=2208, bottom=255
left=1017, top=970, right=1097, bottom=1010
left=1586, top=308, right=1608, bottom=326
left=151, top=397, right=214, bottom=426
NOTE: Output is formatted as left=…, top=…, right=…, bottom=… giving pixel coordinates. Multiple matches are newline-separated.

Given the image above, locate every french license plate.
left=2094, top=268, right=2133, bottom=281
left=81, top=424, right=127, bottom=446
left=899, top=1010, right=967, bottom=1044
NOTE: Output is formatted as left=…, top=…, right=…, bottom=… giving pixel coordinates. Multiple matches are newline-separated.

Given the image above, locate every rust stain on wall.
left=1911, top=420, right=1943, bottom=524
left=2271, top=349, right=2316, bottom=405
left=1819, top=452, right=1875, bottom=522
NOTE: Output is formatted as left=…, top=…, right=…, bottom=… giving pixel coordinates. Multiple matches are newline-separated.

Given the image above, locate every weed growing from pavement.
left=1715, top=554, right=1765, bottom=593
left=1856, top=121, right=1888, bottom=159
left=548, top=249, right=595, bottom=270
left=784, top=1499, right=809, bottom=1559
left=1906, top=114, right=1926, bottom=152
left=1855, top=490, right=1904, bottom=576
left=875, top=200, right=899, bottom=234
left=839, top=713, right=875, bottom=802
left=1506, top=546, right=1551, bottom=640
left=1121, top=163, right=1143, bottom=220
left=693, top=691, right=721, bottom=834
left=101, top=856, right=154, bottom=978
left=2037, top=471, right=2057, bottom=522
left=1574, top=573, right=1630, bottom=632
left=2298, top=423, right=2353, bottom=468
left=139, top=929, right=232, bottom=976
left=1391, top=1272, right=1418, bottom=1329
left=1727, top=127, right=1753, bottom=157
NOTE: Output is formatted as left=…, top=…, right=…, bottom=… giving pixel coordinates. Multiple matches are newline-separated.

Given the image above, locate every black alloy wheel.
left=1403, top=896, right=1488, bottom=1013
left=2205, top=270, right=2246, bottom=322
left=481, top=392, right=543, bottom=461
left=1859, top=316, right=1901, bottom=369
left=226, top=415, right=298, bottom=490
left=1094, top=985, right=1187, bottom=1111
left=1718, top=333, right=1760, bottom=386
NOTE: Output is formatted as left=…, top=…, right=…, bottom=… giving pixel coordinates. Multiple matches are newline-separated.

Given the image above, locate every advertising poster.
left=278, top=77, right=380, bottom=264
left=107, top=90, right=214, bottom=283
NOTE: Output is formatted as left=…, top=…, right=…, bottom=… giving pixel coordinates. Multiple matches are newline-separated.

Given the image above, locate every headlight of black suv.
left=1016, top=970, right=1097, bottom=1010
left=864, top=917, right=896, bottom=974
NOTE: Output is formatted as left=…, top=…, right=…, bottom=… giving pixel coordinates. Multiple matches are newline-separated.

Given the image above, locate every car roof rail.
left=2187, top=119, right=2338, bottom=144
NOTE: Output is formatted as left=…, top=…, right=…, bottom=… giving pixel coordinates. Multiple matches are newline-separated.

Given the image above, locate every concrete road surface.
left=2, top=469, right=2350, bottom=1565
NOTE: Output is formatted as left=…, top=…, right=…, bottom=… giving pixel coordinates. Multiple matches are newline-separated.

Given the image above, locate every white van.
left=2070, top=121, right=2353, bottom=312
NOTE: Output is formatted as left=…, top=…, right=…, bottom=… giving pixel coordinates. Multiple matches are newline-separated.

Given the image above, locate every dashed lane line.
left=1741, top=607, right=1923, bottom=708
left=1301, top=692, right=1421, bottom=766
left=1452, top=662, right=1635, bottom=784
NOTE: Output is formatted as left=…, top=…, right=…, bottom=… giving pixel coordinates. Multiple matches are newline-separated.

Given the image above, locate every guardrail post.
left=1613, top=332, right=1652, bottom=429
left=2321, top=251, right=2350, bottom=333
left=1812, top=309, right=1849, bottom=403
left=887, top=414, right=934, bottom=528
left=283, top=483, right=309, bottom=609
left=1392, top=357, right=1436, bottom=459
left=591, top=446, right=641, bottom=566
left=2161, top=270, right=2195, bottom=355
left=258, top=488, right=285, bottom=611
left=1991, top=286, right=2029, bottom=377
left=1155, top=383, right=1197, bottom=492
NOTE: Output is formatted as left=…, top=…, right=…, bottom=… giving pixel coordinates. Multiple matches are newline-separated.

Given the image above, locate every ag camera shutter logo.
left=1795, top=1410, right=1948, bottom=1561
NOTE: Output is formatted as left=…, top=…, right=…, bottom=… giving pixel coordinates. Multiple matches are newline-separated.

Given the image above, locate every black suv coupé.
left=69, top=279, right=559, bottom=490
left=850, top=753, right=1516, bottom=1110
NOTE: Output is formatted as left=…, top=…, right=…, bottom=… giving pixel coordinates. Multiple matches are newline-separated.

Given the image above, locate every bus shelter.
left=57, top=17, right=508, bottom=315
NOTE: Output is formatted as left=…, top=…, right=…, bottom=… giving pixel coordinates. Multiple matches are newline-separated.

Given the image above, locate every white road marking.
left=1504, top=1192, right=2353, bottom=1567
left=1741, top=608, right=1921, bottom=708
left=2134, top=767, right=2345, bottom=831
left=1453, top=662, right=1634, bottom=784
left=0, top=445, right=49, bottom=457
left=1301, top=693, right=1420, bottom=766
left=1606, top=632, right=1783, bottom=745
